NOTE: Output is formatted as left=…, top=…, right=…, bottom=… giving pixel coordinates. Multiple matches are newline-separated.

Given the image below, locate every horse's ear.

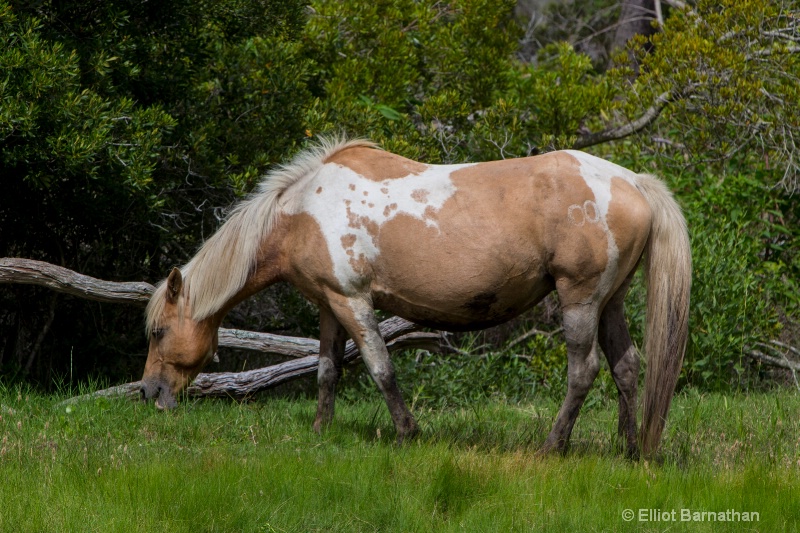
left=166, top=267, right=183, bottom=303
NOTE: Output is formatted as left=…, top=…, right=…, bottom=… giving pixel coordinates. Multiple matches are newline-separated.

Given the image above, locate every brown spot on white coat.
left=411, top=189, right=429, bottom=203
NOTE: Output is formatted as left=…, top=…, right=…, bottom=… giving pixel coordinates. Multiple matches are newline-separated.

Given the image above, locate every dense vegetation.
left=0, top=0, right=798, bottom=399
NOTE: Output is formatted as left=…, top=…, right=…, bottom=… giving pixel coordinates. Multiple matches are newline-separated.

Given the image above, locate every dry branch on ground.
left=0, top=257, right=431, bottom=357
left=1, top=257, right=440, bottom=402
left=0, top=257, right=154, bottom=304
left=63, top=323, right=439, bottom=404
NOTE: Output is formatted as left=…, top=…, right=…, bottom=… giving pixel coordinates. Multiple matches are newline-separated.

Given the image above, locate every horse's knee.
left=566, top=340, right=601, bottom=390
left=361, top=353, right=397, bottom=390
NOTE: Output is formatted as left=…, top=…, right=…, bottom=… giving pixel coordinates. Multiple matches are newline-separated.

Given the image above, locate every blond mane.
left=145, top=136, right=377, bottom=334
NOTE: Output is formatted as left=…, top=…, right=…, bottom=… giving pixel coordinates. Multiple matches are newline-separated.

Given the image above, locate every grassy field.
left=1, top=385, right=799, bottom=532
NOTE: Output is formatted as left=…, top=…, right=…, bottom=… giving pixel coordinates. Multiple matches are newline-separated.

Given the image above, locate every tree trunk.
left=613, top=0, right=658, bottom=51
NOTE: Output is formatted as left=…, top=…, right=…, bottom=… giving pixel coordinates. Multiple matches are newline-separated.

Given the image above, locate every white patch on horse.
left=565, top=150, right=639, bottom=298
left=288, top=162, right=475, bottom=289
left=567, top=200, right=599, bottom=227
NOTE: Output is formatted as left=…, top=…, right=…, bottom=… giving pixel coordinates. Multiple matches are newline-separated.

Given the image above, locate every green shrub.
left=621, top=170, right=799, bottom=390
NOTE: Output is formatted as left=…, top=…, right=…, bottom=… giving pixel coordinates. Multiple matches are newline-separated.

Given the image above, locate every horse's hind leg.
left=542, top=299, right=602, bottom=454
left=598, top=280, right=640, bottom=459
left=313, top=307, right=348, bottom=433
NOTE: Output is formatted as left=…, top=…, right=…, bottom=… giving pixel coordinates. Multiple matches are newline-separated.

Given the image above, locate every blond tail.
left=635, top=174, right=692, bottom=458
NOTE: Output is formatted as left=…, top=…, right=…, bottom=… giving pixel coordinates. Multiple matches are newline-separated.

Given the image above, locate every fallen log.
left=0, top=257, right=153, bottom=304
left=746, top=341, right=800, bottom=391
left=1, top=257, right=428, bottom=358
left=747, top=349, right=800, bottom=372
left=747, top=341, right=800, bottom=372
left=0, top=258, right=440, bottom=403
left=193, top=329, right=437, bottom=398
left=218, top=328, right=320, bottom=358
left=62, top=323, right=440, bottom=404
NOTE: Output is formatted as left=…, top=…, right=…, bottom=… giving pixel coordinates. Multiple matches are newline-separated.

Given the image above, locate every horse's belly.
left=368, top=210, right=554, bottom=329
left=372, top=273, right=554, bottom=331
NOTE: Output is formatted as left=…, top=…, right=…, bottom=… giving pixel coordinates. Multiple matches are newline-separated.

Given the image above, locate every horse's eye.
left=151, top=328, right=164, bottom=340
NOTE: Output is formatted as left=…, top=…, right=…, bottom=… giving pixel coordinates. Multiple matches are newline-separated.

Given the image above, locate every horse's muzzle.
left=140, top=378, right=178, bottom=410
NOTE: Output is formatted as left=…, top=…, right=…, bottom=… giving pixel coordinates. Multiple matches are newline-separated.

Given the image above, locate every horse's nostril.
left=140, top=381, right=156, bottom=401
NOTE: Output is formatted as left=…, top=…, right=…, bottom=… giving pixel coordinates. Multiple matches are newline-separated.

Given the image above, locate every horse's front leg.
left=327, top=294, right=419, bottom=443
left=313, top=307, right=348, bottom=433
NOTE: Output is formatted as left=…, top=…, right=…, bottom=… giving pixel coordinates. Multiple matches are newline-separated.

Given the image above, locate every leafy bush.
left=619, top=169, right=799, bottom=390
left=0, top=0, right=312, bottom=381
left=2, top=0, right=798, bottom=398
left=680, top=172, right=798, bottom=388
left=303, top=0, right=522, bottom=161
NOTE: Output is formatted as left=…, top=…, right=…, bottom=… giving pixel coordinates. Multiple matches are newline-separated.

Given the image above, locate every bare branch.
left=507, top=326, right=564, bottom=349
left=61, top=324, right=440, bottom=404
left=219, top=328, right=320, bottom=358
left=655, top=0, right=664, bottom=27
left=661, top=0, right=688, bottom=10
left=0, top=258, right=154, bottom=305
left=746, top=349, right=800, bottom=371
left=746, top=44, right=800, bottom=59
left=572, top=91, right=673, bottom=149
left=769, top=340, right=800, bottom=358
left=748, top=340, right=800, bottom=387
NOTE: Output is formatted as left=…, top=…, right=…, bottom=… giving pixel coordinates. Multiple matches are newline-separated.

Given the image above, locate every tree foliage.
left=604, top=0, right=800, bottom=190
left=303, top=0, right=522, bottom=161
left=0, top=0, right=311, bottom=380
left=0, top=0, right=798, bottom=392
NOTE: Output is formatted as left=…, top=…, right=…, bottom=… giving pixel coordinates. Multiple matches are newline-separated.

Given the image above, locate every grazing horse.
left=142, top=137, right=690, bottom=458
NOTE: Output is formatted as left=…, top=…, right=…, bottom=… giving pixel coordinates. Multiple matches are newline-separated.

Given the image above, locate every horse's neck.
left=216, top=224, right=285, bottom=319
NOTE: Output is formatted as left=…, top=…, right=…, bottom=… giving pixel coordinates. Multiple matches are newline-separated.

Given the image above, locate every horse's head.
left=141, top=268, right=218, bottom=409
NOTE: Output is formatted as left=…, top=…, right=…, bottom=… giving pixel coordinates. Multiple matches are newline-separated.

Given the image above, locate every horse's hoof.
left=537, top=439, right=567, bottom=457
left=312, top=416, right=331, bottom=435
left=395, top=424, right=420, bottom=445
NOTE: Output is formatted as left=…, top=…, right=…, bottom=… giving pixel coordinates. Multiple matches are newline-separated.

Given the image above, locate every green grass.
left=1, top=385, right=799, bottom=532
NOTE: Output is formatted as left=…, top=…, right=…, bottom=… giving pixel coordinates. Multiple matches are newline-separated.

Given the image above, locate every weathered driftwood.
left=190, top=328, right=438, bottom=399
left=747, top=341, right=800, bottom=372
left=0, top=257, right=154, bottom=304
left=746, top=340, right=800, bottom=391
left=1, top=257, right=429, bottom=359
left=62, top=325, right=440, bottom=404
left=748, top=349, right=800, bottom=372
left=218, top=328, right=320, bottom=358
left=0, top=258, right=438, bottom=403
